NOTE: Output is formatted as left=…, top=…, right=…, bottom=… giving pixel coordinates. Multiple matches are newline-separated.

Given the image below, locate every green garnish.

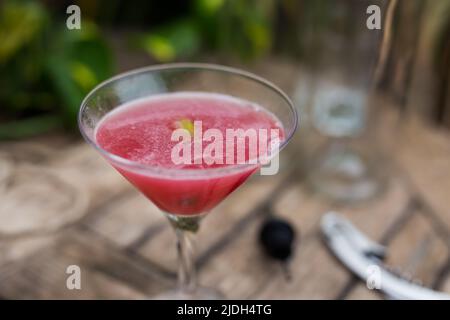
left=175, top=118, right=195, bottom=136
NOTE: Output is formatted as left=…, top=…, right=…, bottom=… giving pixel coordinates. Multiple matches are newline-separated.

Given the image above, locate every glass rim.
left=78, top=62, right=298, bottom=178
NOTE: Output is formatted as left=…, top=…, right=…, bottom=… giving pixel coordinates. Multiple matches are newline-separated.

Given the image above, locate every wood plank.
left=337, top=177, right=412, bottom=242
left=0, top=164, right=89, bottom=237
left=0, top=235, right=55, bottom=267
left=85, top=191, right=166, bottom=248
left=439, top=272, right=450, bottom=294
left=0, top=151, right=13, bottom=193
left=0, top=228, right=170, bottom=299
left=383, top=209, right=449, bottom=288
left=2, top=141, right=56, bottom=164
left=377, top=106, right=450, bottom=232
left=50, top=144, right=132, bottom=209
left=346, top=283, right=382, bottom=300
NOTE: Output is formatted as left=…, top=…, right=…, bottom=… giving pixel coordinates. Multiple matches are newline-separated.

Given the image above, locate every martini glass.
left=78, top=63, right=297, bottom=299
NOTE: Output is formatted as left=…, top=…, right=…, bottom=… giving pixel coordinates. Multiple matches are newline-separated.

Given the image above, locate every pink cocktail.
left=95, top=92, right=284, bottom=215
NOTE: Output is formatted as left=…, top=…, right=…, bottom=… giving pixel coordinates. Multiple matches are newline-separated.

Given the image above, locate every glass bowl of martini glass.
left=78, top=63, right=297, bottom=299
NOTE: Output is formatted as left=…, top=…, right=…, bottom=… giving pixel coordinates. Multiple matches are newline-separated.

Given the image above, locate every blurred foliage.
left=136, top=19, right=201, bottom=62
left=0, top=0, right=276, bottom=139
left=135, top=0, right=275, bottom=62
left=0, top=0, right=113, bottom=139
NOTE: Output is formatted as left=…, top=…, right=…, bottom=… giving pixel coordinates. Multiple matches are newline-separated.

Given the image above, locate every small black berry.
left=259, top=218, right=296, bottom=261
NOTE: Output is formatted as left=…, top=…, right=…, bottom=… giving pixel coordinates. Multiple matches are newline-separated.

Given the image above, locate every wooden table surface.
left=1, top=62, right=450, bottom=299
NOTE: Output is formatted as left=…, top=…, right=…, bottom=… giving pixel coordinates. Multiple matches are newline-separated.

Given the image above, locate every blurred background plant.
left=0, top=0, right=113, bottom=139
left=0, top=0, right=277, bottom=139
left=0, top=0, right=449, bottom=139
left=132, top=0, right=275, bottom=62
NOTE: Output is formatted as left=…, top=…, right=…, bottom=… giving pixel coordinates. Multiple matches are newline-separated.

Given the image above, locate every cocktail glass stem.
left=175, top=227, right=197, bottom=293
left=166, top=213, right=202, bottom=295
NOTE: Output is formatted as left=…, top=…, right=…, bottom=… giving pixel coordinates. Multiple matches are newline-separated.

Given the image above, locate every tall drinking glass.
left=294, top=0, right=386, bottom=203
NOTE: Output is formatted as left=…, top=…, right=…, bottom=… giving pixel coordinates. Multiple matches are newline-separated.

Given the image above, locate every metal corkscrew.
left=321, top=212, right=450, bottom=300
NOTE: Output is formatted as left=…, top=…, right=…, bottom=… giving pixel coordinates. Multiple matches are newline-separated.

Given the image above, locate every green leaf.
left=174, top=118, right=195, bottom=136
left=0, top=1, right=48, bottom=64
left=195, top=0, right=225, bottom=16
left=136, top=19, right=201, bottom=62
left=244, top=20, right=271, bottom=56
left=139, top=35, right=176, bottom=62
left=45, top=20, right=114, bottom=127
left=46, top=55, right=84, bottom=125
left=70, top=61, right=98, bottom=91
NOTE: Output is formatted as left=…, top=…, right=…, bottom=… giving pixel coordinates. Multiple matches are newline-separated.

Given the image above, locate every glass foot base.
left=308, top=142, right=384, bottom=203
left=153, top=287, right=225, bottom=300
